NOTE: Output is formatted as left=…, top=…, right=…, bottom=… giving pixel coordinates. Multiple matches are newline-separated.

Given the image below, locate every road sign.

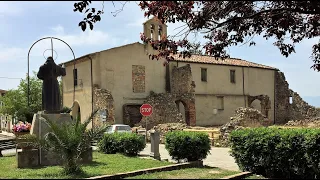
left=140, top=104, right=153, bottom=116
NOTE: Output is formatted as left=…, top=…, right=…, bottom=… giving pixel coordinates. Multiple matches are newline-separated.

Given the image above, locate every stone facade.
left=171, top=64, right=195, bottom=94
left=136, top=92, right=184, bottom=130
left=93, top=85, right=115, bottom=127
left=136, top=64, right=197, bottom=129
left=275, top=71, right=320, bottom=124
left=132, top=65, right=146, bottom=93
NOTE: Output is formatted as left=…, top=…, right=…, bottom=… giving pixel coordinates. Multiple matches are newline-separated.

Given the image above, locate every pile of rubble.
left=284, top=117, right=320, bottom=127
left=219, top=107, right=272, bottom=147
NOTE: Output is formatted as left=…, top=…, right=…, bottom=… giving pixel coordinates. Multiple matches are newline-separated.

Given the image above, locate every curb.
left=221, top=171, right=252, bottom=179
left=86, top=161, right=203, bottom=179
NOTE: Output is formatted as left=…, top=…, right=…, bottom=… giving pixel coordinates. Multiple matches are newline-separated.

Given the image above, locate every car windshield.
left=116, top=126, right=131, bottom=131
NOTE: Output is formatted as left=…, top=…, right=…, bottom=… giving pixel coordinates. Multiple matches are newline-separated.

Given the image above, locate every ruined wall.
left=275, top=71, right=320, bottom=124
left=289, top=90, right=320, bottom=120
left=171, top=64, right=195, bottom=94
left=136, top=64, right=197, bottom=130
left=93, top=85, right=115, bottom=127
left=136, top=91, right=196, bottom=130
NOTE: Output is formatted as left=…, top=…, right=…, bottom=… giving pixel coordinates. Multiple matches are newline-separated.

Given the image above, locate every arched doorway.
left=72, top=101, right=81, bottom=121
left=250, top=99, right=262, bottom=112
left=248, top=95, right=271, bottom=118
left=175, top=100, right=186, bottom=122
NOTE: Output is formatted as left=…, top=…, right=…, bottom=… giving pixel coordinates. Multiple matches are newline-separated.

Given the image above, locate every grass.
left=126, top=166, right=240, bottom=179
left=0, top=151, right=172, bottom=179
left=245, top=174, right=267, bottom=179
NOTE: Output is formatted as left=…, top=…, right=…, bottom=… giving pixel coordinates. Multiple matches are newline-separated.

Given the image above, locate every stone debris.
left=219, top=107, right=272, bottom=147
left=284, top=117, right=320, bottom=127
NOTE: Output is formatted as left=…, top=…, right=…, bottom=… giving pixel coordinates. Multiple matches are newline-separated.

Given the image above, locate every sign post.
left=140, top=104, right=153, bottom=142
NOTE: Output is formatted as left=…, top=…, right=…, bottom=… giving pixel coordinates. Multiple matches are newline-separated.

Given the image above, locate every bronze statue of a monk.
left=37, top=56, right=66, bottom=113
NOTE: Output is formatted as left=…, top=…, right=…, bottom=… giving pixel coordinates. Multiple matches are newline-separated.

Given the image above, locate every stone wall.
left=93, top=85, right=115, bottom=127
left=171, top=64, right=195, bottom=94
left=136, top=92, right=184, bottom=130
left=275, top=71, right=320, bottom=124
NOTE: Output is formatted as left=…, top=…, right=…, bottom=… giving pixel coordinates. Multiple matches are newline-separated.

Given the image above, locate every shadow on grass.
left=82, top=161, right=108, bottom=167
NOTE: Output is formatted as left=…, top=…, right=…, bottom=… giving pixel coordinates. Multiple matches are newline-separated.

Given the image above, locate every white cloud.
left=51, top=25, right=65, bottom=35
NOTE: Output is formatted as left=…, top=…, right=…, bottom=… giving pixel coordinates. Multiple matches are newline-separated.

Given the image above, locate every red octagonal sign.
left=140, top=104, right=153, bottom=116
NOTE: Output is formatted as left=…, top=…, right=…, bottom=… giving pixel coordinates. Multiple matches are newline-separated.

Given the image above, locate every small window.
left=217, top=96, right=224, bottom=110
left=201, top=68, right=207, bottom=82
left=289, top=96, right=293, bottom=104
left=230, top=70, right=235, bottom=83
left=158, top=25, right=162, bottom=40
left=73, top=69, right=78, bottom=86
left=150, top=24, right=155, bottom=40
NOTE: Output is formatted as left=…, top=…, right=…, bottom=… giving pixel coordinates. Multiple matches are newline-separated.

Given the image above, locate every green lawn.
left=126, top=167, right=240, bottom=179
left=245, top=174, right=267, bottom=179
left=0, top=152, right=172, bottom=179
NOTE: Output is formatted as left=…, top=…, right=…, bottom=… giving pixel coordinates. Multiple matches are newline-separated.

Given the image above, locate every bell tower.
left=143, top=17, right=168, bottom=54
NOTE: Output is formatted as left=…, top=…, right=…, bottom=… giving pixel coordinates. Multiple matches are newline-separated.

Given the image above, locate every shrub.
left=229, top=127, right=320, bottom=179
left=117, top=133, right=146, bottom=156
left=98, top=133, right=146, bottom=156
left=98, top=133, right=120, bottom=154
left=165, top=131, right=211, bottom=162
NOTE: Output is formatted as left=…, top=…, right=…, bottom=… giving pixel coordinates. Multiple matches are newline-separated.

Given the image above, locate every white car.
left=105, top=124, right=132, bottom=134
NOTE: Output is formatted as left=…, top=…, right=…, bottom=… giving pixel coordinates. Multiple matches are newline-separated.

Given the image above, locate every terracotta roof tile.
left=171, top=54, right=278, bottom=70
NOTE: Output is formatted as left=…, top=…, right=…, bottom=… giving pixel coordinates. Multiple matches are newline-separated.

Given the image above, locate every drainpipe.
left=242, top=67, right=246, bottom=107
left=86, top=55, right=94, bottom=128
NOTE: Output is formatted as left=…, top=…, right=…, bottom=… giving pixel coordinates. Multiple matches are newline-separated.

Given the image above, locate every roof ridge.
left=171, top=54, right=277, bottom=70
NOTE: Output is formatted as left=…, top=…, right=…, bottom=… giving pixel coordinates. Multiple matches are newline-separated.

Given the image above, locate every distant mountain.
left=301, top=96, right=320, bottom=108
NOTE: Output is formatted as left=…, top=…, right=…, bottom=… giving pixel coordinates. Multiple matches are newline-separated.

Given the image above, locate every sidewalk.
left=139, top=144, right=239, bottom=171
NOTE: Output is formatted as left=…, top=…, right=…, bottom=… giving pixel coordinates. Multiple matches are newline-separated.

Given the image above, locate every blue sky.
left=0, top=1, right=319, bottom=107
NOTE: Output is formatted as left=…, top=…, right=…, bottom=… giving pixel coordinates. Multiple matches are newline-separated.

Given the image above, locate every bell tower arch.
left=143, top=17, right=168, bottom=54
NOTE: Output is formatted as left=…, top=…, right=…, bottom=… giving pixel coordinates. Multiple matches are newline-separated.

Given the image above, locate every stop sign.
left=140, top=104, right=153, bottom=116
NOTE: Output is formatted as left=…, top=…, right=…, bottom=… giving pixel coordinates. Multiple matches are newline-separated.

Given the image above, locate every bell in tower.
left=143, top=17, right=167, bottom=54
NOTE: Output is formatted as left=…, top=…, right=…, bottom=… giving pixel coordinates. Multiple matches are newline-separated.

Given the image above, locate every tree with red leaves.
left=73, top=1, right=320, bottom=70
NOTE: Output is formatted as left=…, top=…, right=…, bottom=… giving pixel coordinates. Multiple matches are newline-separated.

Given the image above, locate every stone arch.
left=248, top=95, right=271, bottom=118
left=72, top=101, right=81, bottom=121
left=174, top=98, right=196, bottom=126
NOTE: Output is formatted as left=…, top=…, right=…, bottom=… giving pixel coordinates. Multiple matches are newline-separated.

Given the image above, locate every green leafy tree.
left=0, top=72, right=42, bottom=123
left=73, top=1, right=320, bottom=71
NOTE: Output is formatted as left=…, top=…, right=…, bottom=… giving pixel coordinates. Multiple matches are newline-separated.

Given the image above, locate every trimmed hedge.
left=229, top=127, right=320, bottom=179
left=165, top=131, right=211, bottom=162
left=98, top=133, right=146, bottom=156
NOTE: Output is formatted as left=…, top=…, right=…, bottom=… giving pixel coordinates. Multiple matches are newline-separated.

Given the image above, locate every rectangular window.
left=230, top=70, right=235, bottom=83
left=201, top=68, right=207, bottom=82
left=73, top=69, right=78, bottom=86
left=217, top=96, right=224, bottom=110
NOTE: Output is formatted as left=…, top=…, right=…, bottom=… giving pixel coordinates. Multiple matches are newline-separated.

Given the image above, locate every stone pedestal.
left=30, top=112, right=73, bottom=139
left=150, top=130, right=161, bottom=160
left=29, top=112, right=74, bottom=166
left=17, top=149, right=39, bottom=168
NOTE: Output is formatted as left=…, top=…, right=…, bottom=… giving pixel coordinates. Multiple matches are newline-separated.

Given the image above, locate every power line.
left=0, top=77, right=22, bottom=80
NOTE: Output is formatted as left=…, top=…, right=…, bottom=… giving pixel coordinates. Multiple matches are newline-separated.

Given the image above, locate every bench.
left=183, top=129, right=221, bottom=146
left=0, top=139, right=16, bottom=157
